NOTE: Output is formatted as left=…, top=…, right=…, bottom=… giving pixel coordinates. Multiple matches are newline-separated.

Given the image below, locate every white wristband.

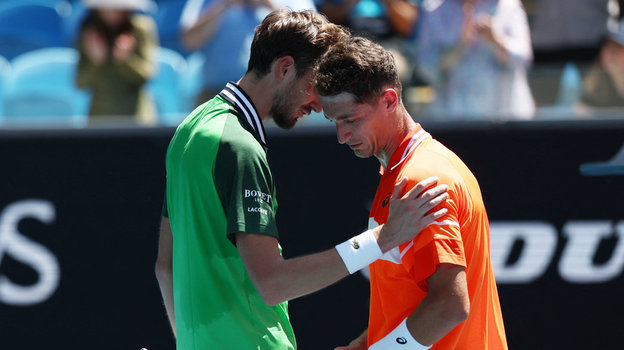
left=368, top=318, right=431, bottom=350
left=335, top=229, right=383, bottom=274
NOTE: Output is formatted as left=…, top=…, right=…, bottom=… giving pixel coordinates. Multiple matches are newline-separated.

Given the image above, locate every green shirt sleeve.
left=215, top=118, right=279, bottom=245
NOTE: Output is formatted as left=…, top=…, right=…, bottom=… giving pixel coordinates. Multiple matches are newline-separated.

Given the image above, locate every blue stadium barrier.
left=60, top=0, right=88, bottom=47
left=2, top=47, right=89, bottom=127
left=153, top=0, right=190, bottom=57
left=180, top=51, right=204, bottom=113
left=0, top=54, right=11, bottom=120
left=148, top=47, right=188, bottom=126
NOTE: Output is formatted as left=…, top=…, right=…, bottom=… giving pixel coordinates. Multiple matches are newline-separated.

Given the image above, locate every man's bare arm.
left=368, top=263, right=469, bottom=349
left=237, top=177, right=448, bottom=306
left=155, top=217, right=176, bottom=336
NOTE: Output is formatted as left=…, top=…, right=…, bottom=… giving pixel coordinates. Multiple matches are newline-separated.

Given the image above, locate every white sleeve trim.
left=427, top=220, right=460, bottom=228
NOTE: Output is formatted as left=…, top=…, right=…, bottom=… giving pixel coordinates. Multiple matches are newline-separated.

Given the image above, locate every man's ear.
left=381, top=87, right=399, bottom=112
left=274, top=56, right=296, bottom=81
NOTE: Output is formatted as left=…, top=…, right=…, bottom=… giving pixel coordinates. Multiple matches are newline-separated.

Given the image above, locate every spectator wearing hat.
left=178, top=0, right=316, bottom=105
left=76, top=0, right=159, bottom=124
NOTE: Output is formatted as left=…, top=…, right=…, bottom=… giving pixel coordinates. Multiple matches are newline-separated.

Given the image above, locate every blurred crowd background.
left=0, top=0, right=622, bottom=128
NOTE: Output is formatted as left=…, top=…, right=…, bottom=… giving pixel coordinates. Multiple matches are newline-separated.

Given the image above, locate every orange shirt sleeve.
left=400, top=191, right=467, bottom=291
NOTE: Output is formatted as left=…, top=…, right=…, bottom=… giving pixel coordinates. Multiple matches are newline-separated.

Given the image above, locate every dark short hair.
left=248, top=9, right=349, bottom=78
left=315, top=35, right=402, bottom=103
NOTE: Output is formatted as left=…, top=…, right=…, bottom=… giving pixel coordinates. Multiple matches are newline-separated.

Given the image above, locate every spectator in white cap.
left=76, top=0, right=159, bottom=124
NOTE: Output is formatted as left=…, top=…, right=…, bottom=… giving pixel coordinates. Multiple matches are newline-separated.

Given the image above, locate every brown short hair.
left=248, top=9, right=349, bottom=78
left=315, top=36, right=402, bottom=103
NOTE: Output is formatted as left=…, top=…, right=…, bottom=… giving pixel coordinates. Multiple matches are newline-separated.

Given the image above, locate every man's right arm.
left=155, top=217, right=176, bottom=336
left=237, top=176, right=448, bottom=306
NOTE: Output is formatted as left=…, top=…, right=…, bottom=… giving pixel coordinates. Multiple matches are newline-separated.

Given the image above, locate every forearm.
left=182, top=0, right=229, bottom=50
left=237, top=226, right=388, bottom=306
left=238, top=229, right=377, bottom=305
left=407, top=265, right=469, bottom=346
left=371, top=264, right=469, bottom=348
left=155, top=264, right=176, bottom=336
left=405, top=292, right=468, bottom=345
left=156, top=217, right=176, bottom=336
left=240, top=177, right=449, bottom=306
left=260, top=248, right=350, bottom=305
left=370, top=294, right=467, bottom=350
left=264, top=224, right=407, bottom=304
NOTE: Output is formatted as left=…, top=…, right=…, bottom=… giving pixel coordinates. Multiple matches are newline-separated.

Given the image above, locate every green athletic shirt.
left=164, top=82, right=296, bottom=349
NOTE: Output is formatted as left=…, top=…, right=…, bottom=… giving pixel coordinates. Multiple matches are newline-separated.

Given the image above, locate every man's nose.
left=336, top=123, right=351, bottom=145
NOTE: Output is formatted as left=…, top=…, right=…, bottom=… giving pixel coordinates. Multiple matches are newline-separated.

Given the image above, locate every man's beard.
left=270, top=83, right=298, bottom=130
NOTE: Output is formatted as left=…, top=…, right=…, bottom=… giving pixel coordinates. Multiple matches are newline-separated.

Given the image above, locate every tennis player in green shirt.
left=155, top=9, right=449, bottom=350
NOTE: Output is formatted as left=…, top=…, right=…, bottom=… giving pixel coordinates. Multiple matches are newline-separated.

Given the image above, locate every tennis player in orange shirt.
left=316, top=35, right=508, bottom=350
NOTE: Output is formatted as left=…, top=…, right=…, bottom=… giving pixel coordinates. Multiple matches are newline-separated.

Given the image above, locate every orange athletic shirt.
left=367, top=125, right=507, bottom=349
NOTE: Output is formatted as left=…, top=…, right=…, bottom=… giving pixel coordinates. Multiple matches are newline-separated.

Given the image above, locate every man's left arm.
left=370, top=263, right=469, bottom=349
left=406, top=264, right=469, bottom=345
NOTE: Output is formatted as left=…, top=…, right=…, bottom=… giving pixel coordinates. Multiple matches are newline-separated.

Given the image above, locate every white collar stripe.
left=400, top=130, right=419, bottom=160
left=390, top=130, right=430, bottom=172
left=225, top=83, right=266, bottom=145
left=220, top=89, right=256, bottom=134
left=224, top=87, right=256, bottom=130
left=220, top=83, right=267, bottom=145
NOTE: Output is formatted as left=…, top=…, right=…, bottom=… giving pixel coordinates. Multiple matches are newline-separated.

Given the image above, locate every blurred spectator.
left=414, top=0, right=534, bottom=120
left=179, top=0, right=315, bottom=105
left=315, top=0, right=419, bottom=84
left=76, top=0, right=158, bottom=124
left=527, top=0, right=610, bottom=106
left=580, top=12, right=624, bottom=109
left=315, top=0, right=418, bottom=38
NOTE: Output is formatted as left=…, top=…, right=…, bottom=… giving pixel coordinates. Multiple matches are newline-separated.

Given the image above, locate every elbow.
left=155, top=257, right=172, bottom=283
left=245, top=264, right=289, bottom=306
left=433, top=291, right=469, bottom=326
left=255, top=284, right=286, bottom=307
left=261, top=296, right=283, bottom=307
left=181, top=33, right=202, bottom=51
left=447, top=298, right=470, bottom=325
left=250, top=273, right=288, bottom=306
